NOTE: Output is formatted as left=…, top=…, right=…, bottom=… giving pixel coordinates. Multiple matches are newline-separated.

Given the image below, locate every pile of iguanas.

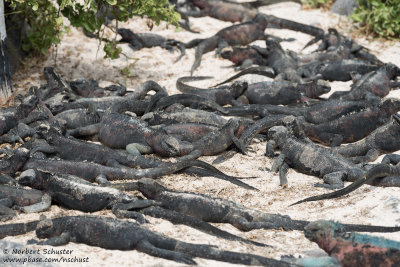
left=2, top=0, right=400, bottom=265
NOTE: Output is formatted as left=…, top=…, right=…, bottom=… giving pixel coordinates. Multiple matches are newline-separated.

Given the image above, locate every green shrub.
left=5, top=0, right=180, bottom=58
left=351, top=0, right=400, bottom=39
left=301, top=0, right=330, bottom=8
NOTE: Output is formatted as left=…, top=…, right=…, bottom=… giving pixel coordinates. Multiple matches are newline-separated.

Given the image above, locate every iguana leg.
left=66, top=123, right=100, bottom=137
left=239, top=59, right=255, bottom=70
left=0, top=134, right=22, bottom=145
left=279, top=162, right=289, bottom=187
left=0, top=198, right=12, bottom=207
left=136, top=239, right=196, bottom=265
left=105, top=159, right=121, bottom=168
left=0, top=174, right=17, bottom=185
left=112, top=207, right=148, bottom=224
left=381, top=154, right=400, bottom=165
left=365, top=92, right=381, bottom=103
left=215, top=40, right=229, bottom=56
left=212, top=150, right=236, bottom=165
left=0, top=203, right=17, bottom=216
left=0, top=204, right=16, bottom=221
left=95, top=174, right=110, bottom=185
left=265, top=140, right=276, bottom=157
left=19, top=193, right=52, bottom=213
left=30, top=143, right=56, bottom=155
left=172, top=42, right=186, bottom=63
left=348, top=148, right=380, bottom=164
left=140, top=206, right=269, bottom=247
left=264, top=34, right=295, bottom=43
left=191, top=36, right=220, bottom=75
left=126, top=143, right=153, bottom=155
left=230, top=127, right=247, bottom=155
left=315, top=171, right=346, bottom=189
left=271, top=153, right=285, bottom=172
left=36, top=232, right=71, bottom=246
left=231, top=216, right=277, bottom=231
left=328, top=134, right=343, bottom=147
left=112, top=200, right=160, bottom=224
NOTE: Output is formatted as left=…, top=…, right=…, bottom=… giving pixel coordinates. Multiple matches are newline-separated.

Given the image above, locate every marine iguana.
left=304, top=220, right=400, bottom=267
left=48, top=80, right=163, bottom=115
left=18, top=168, right=266, bottom=246
left=143, top=106, right=227, bottom=127
left=65, top=112, right=247, bottom=158
left=117, top=28, right=186, bottom=63
left=186, top=12, right=325, bottom=75
left=0, top=147, right=30, bottom=176
left=69, top=78, right=126, bottom=98
left=299, top=98, right=400, bottom=146
left=331, top=113, right=400, bottom=163
left=176, top=76, right=248, bottom=106
left=266, top=123, right=366, bottom=189
left=0, top=220, right=39, bottom=239
left=221, top=98, right=378, bottom=125
left=0, top=185, right=51, bottom=214
left=136, top=178, right=307, bottom=231
left=54, top=108, right=103, bottom=130
left=135, top=178, right=400, bottom=233
left=23, top=155, right=256, bottom=190
left=149, top=93, right=228, bottom=114
left=28, top=215, right=296, bottom=266
left=301, top=59, right=381, bottom=82
left=264, top=38, right=302, bottom=82
left=184, top=0, right=258, bottom=22
left=329, top=64, right=400, bottom=101
left=220, top=45, right=269, bottom=69
left=245, top=79, right=330, bottom=105
left=17, top=168, right=166, bottom=223
left=186, top=13, right=270, bottom=75
left=0, top=94, right=38, bottom=136
left=213, top=114, right=286, bottom=164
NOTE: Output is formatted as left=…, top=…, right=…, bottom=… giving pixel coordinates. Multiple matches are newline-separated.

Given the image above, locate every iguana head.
left=383, top=63, right=400, bottom=79
left=229, top=81, right=248, bottom=98
left=267, top=126, right=289, bottom=144
left=18, top=94, right=39, bottom=115
left=17, top=169, right=39, bottom=186
left=36, top=123, right=63, bottom=140
left=137, top=178, right=166, bottom=198
left=304, top=220, right=343, bottom=252
left=36, top=218, right=56, bottom=238
left=159, top=134, right=194, bottom=157
left=117, top=28, right=135, bottom=40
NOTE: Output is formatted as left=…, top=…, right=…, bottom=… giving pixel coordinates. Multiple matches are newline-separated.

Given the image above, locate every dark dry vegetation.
left=1, top=0, right=400, bottom=266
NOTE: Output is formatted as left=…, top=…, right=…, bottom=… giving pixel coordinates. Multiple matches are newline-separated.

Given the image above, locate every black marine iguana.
left=117, top=28, right=186, bottom=63
left=331, top=113, right=400, bottom=163
left=266, top=123, right=366, bottom=189
left=27, top=215, right=296, bottom=266
left=135, top=178, right=400, bottom=233
left=17, top=168, right=266, bottom=247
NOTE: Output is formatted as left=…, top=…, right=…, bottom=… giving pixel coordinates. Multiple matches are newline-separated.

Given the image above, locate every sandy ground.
left=3, top=2, right=400, bottom=266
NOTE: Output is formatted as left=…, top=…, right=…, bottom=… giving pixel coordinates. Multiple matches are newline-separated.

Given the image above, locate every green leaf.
left=106, top=0, right=117, bottom=6
left=31, top=2, right=38, bottom=11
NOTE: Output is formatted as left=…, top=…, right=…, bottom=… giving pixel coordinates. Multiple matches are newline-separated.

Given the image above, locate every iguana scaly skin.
left=305, top=220, right=400, bottom=267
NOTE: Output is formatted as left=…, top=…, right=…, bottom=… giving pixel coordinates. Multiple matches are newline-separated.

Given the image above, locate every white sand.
left=5, top=2, right=400, bottom=266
